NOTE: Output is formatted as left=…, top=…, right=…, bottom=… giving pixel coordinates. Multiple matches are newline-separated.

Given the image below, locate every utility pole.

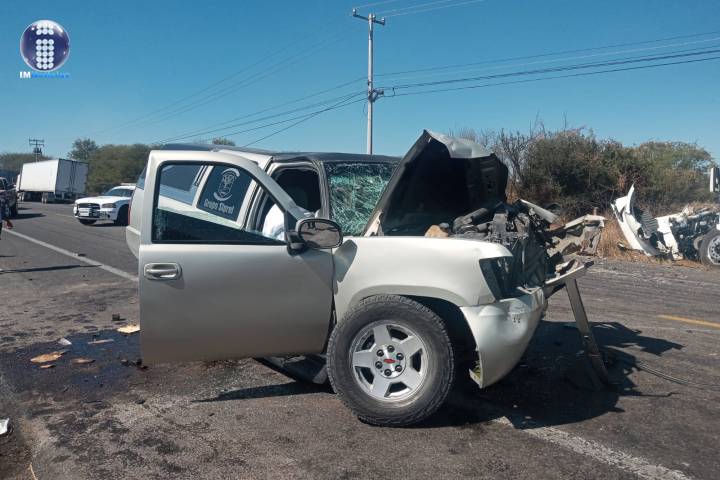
left=352, top=9, right=385, bottom=155
left=29, top=138, right=44, bottom=161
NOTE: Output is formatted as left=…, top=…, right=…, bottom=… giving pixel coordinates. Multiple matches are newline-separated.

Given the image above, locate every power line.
left=88, top=33, right=319, bottom=136
left=90, top=30, right=347, bottom=136
left=241, top=96, right=366, bottom=147
left=196, top=52, right=720, bottom=149
left=376, top=36, right=720, bottom=83
left=133, top=33, right=347, bottom=130
left=384, top=54, right=720, bottom=98
left=379, top=0, right=485, bottom=17
left=353, top=0, right=403, bottom=8
left=375, top=29, right=720, bottom=78
left=380, top=48, right=720, bottom=91
left=155, top=90, right=365, bottom=144
left=154, top=77, right=366, bottom=144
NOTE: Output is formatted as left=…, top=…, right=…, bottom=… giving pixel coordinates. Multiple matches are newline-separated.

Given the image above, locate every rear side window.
left=152, top=162, right=283, bottom=245
left=136, top=165, right=147, bottom=189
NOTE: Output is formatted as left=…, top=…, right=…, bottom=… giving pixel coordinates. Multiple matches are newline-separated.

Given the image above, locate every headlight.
left=480, top=257, right=518, bottom=300
left=101, top=203, right=116, bottom=209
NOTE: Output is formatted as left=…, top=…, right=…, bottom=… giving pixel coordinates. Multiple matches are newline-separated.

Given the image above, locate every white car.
left=74, top=185, right=135, bottom=226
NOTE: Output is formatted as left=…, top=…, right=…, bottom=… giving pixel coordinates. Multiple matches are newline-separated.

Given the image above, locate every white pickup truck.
left=126, top=131, right=590, bottom=426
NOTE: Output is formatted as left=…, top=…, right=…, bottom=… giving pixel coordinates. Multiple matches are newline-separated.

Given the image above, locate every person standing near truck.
left=0, top=198, right=13, bottom=238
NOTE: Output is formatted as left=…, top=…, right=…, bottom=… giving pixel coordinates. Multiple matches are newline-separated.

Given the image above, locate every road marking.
left=493, top=416, right=693, bottom=480
left=658, top=314, right=720, bottom=329
left=4, top=229, right=138, bottom=282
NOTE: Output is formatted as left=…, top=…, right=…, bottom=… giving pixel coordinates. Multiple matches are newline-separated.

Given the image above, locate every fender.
left=332, top=236, right=511, bottom=321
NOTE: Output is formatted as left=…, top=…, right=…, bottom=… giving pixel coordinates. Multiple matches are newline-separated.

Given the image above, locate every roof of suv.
left=160, top=143, right=399, bottom=164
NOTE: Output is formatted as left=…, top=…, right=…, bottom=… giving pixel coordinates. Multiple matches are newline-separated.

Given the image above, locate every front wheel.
left=699, top=229, right=720, bottom=268
left=10, top=202, right=18, bottom=217
left=327, top=295, right=455, bottom=427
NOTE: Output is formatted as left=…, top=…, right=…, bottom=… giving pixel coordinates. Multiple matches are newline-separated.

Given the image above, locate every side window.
left=152, top=162, right=284, bottom=245
left=136, top=165, right=147, bottom=190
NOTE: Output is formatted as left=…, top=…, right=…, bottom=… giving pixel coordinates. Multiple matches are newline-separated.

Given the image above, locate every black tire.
left=699, top=229, right=720, bottom=268
left=327, top=295, right=455, bottom=427
left=10, top=202, right=18, bottom=218
left=114, top=205, right=129, bottom=226
left=78, top=219, right=96, bottom=225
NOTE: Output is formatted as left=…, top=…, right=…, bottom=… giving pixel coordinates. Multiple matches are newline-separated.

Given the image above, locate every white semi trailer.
left=17, top=159, right=89, bottom=203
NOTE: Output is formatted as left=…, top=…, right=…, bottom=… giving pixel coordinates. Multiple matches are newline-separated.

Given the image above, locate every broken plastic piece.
left=40, top=364, right=55, bottom=369
left=30, top=351, right=65, bottom=363
left=117, top=324, right=140, bottom=334
left=0, top=418, right=10, bottom=436
left=58, top=338, right=72, bottom=346
left=71, top=358, right=95, bottom=365
left=88, top=339, right=114, bottom=345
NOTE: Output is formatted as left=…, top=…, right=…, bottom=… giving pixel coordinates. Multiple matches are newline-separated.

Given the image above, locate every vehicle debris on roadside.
left=0, top=418, right=11, bottom=437
left=58, top=337, right=72, bottom=346
left=612, top=183, right=720, bottom=268
left=71, top=358, right=95, bottom=365
left=30, top=351, right=66, bottom=363
left=117, top=324, right=140, bottom=334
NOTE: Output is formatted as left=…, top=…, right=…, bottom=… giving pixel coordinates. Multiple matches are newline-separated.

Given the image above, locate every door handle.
left=144, top=263, right=182, bottom=280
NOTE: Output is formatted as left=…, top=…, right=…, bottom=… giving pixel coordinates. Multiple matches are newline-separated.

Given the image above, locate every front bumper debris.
left=461, top=287, right=546, bottom=388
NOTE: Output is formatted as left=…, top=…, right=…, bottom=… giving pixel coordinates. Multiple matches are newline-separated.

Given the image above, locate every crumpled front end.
left=461, top=287, right=546, bottom=388
left=612, top=184, right=720, bottom=260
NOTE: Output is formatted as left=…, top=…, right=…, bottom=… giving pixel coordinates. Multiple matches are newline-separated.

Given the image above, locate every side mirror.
left=296, top=218, right=343, bottom=249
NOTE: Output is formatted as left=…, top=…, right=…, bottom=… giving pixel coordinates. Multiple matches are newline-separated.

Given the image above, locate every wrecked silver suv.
left=127, top=131, right=594, bottom=426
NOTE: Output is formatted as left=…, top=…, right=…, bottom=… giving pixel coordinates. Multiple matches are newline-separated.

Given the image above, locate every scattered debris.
left=112, top=313, right=122, bottom=322
left=71, top=358, right=95, bottom=365
left=0, top=418, right=11, bottom=436
left=120, top=358, right=130, bottom=366
left=548, top=214, right=606, bottom=256
left=612, top=184, right=720, bottom=266
left=88, top=339, right=114, bottom=345
left=39, top=364, right=55, bottom=369
left=135, top=398, right=146, bottom=405
left=117, top=324, right=140, bottom=334
left=58, top=337, right=72, bottom=346
left=77, top=253, right=86, bottom=257
left=30, top=351, right=65, bottom=363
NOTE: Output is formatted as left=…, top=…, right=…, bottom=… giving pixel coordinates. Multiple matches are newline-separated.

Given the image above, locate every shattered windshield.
left=325, top=162, right=396, bottom=236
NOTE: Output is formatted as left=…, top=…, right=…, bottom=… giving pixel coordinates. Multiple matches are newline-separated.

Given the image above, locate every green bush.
left=453, top=127, right=715, bottom=216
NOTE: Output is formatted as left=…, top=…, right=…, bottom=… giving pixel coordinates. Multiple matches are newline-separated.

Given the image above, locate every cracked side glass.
left=325, top=162, right=396, bottom=236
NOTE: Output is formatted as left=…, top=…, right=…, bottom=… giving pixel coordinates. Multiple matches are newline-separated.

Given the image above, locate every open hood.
left=364, top=130, right=508, bottom=236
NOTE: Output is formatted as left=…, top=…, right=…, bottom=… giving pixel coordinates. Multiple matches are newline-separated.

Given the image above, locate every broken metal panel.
left=612, top=185, right=664, bottom=256
left=612, top=184, right=720, bottom=260
left=549, top=214, right=606, bottom=256
left=364, top=129, right=507, bottom=237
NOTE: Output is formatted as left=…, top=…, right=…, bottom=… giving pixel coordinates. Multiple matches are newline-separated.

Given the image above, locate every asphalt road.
left=1, top=202, right=719, bottom=479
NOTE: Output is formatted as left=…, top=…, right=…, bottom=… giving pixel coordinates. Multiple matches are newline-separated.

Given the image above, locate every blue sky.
left=1, top=0, right=719, bottom=159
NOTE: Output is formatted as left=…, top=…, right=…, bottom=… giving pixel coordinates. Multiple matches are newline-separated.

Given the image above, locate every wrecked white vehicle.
left=128, top=131, right=599, bottom=426
left=612, top=184, right=720, bottom=268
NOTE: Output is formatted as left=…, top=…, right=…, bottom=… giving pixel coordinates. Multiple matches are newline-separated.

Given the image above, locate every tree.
left=84, top=143, right=150, bottom=194
left=69, top=138, right=99, bottom=162
left=0, top=153, right=49, bottom=175
left=211, top=137, right=236, bottom=146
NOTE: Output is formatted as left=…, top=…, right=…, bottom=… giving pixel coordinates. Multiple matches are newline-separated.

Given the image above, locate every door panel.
left=139, top=152, right=334, bottom=363
left=140, top=243, right=333, bottom=362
